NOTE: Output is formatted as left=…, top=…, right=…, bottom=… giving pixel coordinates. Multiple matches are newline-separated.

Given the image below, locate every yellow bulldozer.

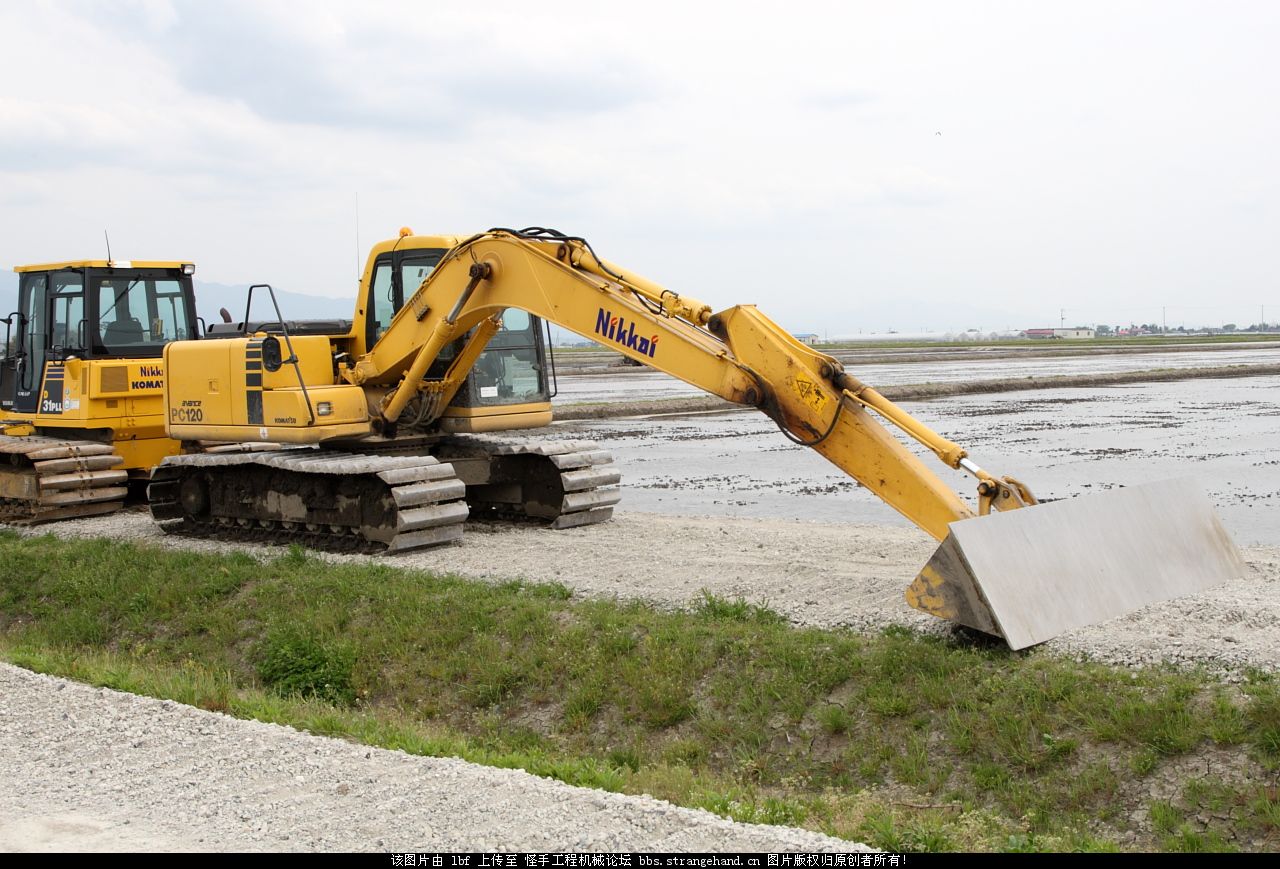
left=143, top=226, right=1244, bottom=649
left=0, top=260, right=200, bottom=521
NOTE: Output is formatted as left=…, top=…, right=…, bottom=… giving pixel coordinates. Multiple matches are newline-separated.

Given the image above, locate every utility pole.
left=1060, top=308, right=1065, bottom=329
left=1162, top=306, right=1167, bottom=334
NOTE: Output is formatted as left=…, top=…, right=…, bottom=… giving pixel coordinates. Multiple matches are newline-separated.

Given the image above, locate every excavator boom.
left=158, top=228, right=1246, bottom=648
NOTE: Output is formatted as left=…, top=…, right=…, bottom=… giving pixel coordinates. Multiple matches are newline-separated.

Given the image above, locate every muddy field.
left=546, top=375, right=1280, bottom=548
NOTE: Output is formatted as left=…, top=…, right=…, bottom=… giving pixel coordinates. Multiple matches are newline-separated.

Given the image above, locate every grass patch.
left=257, top=625, right=356, bottom=706
left=1, top=530, right=1276, bottom=852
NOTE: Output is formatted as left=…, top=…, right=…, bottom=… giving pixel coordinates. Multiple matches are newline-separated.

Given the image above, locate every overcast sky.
left=2, top=1, right=1277, bottom=333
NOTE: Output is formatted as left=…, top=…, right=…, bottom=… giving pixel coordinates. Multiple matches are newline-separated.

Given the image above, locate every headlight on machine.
left=316, top=401, right=333, bottom=416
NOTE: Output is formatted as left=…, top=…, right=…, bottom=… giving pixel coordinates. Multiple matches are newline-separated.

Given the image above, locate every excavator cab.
left=360, top=240, right=556, bottom=434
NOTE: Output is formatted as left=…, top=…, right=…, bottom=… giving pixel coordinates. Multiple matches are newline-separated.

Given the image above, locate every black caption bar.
left=388, top=856, right=900, bottom=867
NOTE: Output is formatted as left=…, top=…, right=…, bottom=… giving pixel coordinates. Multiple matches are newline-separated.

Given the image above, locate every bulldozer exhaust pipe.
left=906, top=477, right=1245, bottom=650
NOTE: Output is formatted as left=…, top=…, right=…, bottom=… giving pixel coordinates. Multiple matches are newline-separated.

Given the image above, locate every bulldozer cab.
left=2, top=262, right=199, bottom=416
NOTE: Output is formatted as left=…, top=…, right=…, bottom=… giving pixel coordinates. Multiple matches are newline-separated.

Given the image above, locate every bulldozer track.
left=147, top=450, right=469, bottom=553
left=0, top=435, right=128, bottom=524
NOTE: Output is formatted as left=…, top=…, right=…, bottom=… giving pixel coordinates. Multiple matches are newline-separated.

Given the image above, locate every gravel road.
left=0, top=664, right=865, bottom=853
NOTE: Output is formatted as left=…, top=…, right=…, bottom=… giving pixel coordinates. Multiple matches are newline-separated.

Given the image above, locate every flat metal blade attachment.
left=905, top=477, right=1245, bottom=650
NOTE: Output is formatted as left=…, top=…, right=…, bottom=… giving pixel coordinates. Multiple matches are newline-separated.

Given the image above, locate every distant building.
left=1021, top=328, right=1096, bottom=340
left=793, top=333, right=821, bottom=346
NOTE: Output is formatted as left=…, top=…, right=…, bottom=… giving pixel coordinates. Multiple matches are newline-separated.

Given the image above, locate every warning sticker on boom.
left=792, top=375, right=829, bottom=414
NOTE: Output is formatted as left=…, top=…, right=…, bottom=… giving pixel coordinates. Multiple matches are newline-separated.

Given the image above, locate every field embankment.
left=2, top=529, right=1278, bottom=852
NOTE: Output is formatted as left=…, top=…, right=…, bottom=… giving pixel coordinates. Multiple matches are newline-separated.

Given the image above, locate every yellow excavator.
left=0, top=260, right=200, bottom=521
left=149, top=227, right=1244, bottom=649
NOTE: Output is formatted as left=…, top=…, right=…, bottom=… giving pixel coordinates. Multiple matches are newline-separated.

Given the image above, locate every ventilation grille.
left=100, top=366, right=128, bottom=393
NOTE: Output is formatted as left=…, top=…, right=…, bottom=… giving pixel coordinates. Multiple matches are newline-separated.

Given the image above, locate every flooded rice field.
left=550, top=345, right=1278, bottom=404
left=550, top=374, right=1280, bottom=547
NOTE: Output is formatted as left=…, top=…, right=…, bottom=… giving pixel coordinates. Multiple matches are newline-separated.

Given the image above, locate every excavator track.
left=0, top=435, right=129, bottom=524
left=435, top=434, right=621, bottom=528
left=147, top=450, right=470, bottom=553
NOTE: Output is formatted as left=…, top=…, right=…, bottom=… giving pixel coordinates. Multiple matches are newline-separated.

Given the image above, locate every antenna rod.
left=104, top=230, right=113, bottom=264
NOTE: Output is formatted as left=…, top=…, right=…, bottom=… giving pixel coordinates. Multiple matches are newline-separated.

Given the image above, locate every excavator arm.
left=343, top=228, right=1025, bottom=541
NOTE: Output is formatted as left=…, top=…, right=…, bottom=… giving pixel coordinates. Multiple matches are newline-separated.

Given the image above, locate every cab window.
left=366, top=249, right=445, bottom=348
left=399, top=254, right=440, bottom=299
left=94, top=275, right=194, bottom=355
left=18, top=273, right=48, bottom=391
left=369, top=261, right=394, bottom=342
left=459, top=308, right=549, bottom=407
left=50, top=272, right=84, bottom=351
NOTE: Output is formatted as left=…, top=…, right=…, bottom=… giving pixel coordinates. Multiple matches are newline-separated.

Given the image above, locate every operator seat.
left=103, top=316, right=145, bottom=345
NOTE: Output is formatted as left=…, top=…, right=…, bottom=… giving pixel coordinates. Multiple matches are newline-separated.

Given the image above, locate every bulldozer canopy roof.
left=14, top=260, right=192, bottom=273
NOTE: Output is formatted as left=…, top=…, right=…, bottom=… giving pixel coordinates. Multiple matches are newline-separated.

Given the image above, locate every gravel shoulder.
left=0, top=664, right=865, bottom=853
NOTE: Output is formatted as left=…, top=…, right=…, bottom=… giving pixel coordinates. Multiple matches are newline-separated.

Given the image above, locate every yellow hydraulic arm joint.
left=826, top=368, right=968, bottom=468
left=705, top=306, right=977, bottom=540
left=378, top=312, right=502, bottom=429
